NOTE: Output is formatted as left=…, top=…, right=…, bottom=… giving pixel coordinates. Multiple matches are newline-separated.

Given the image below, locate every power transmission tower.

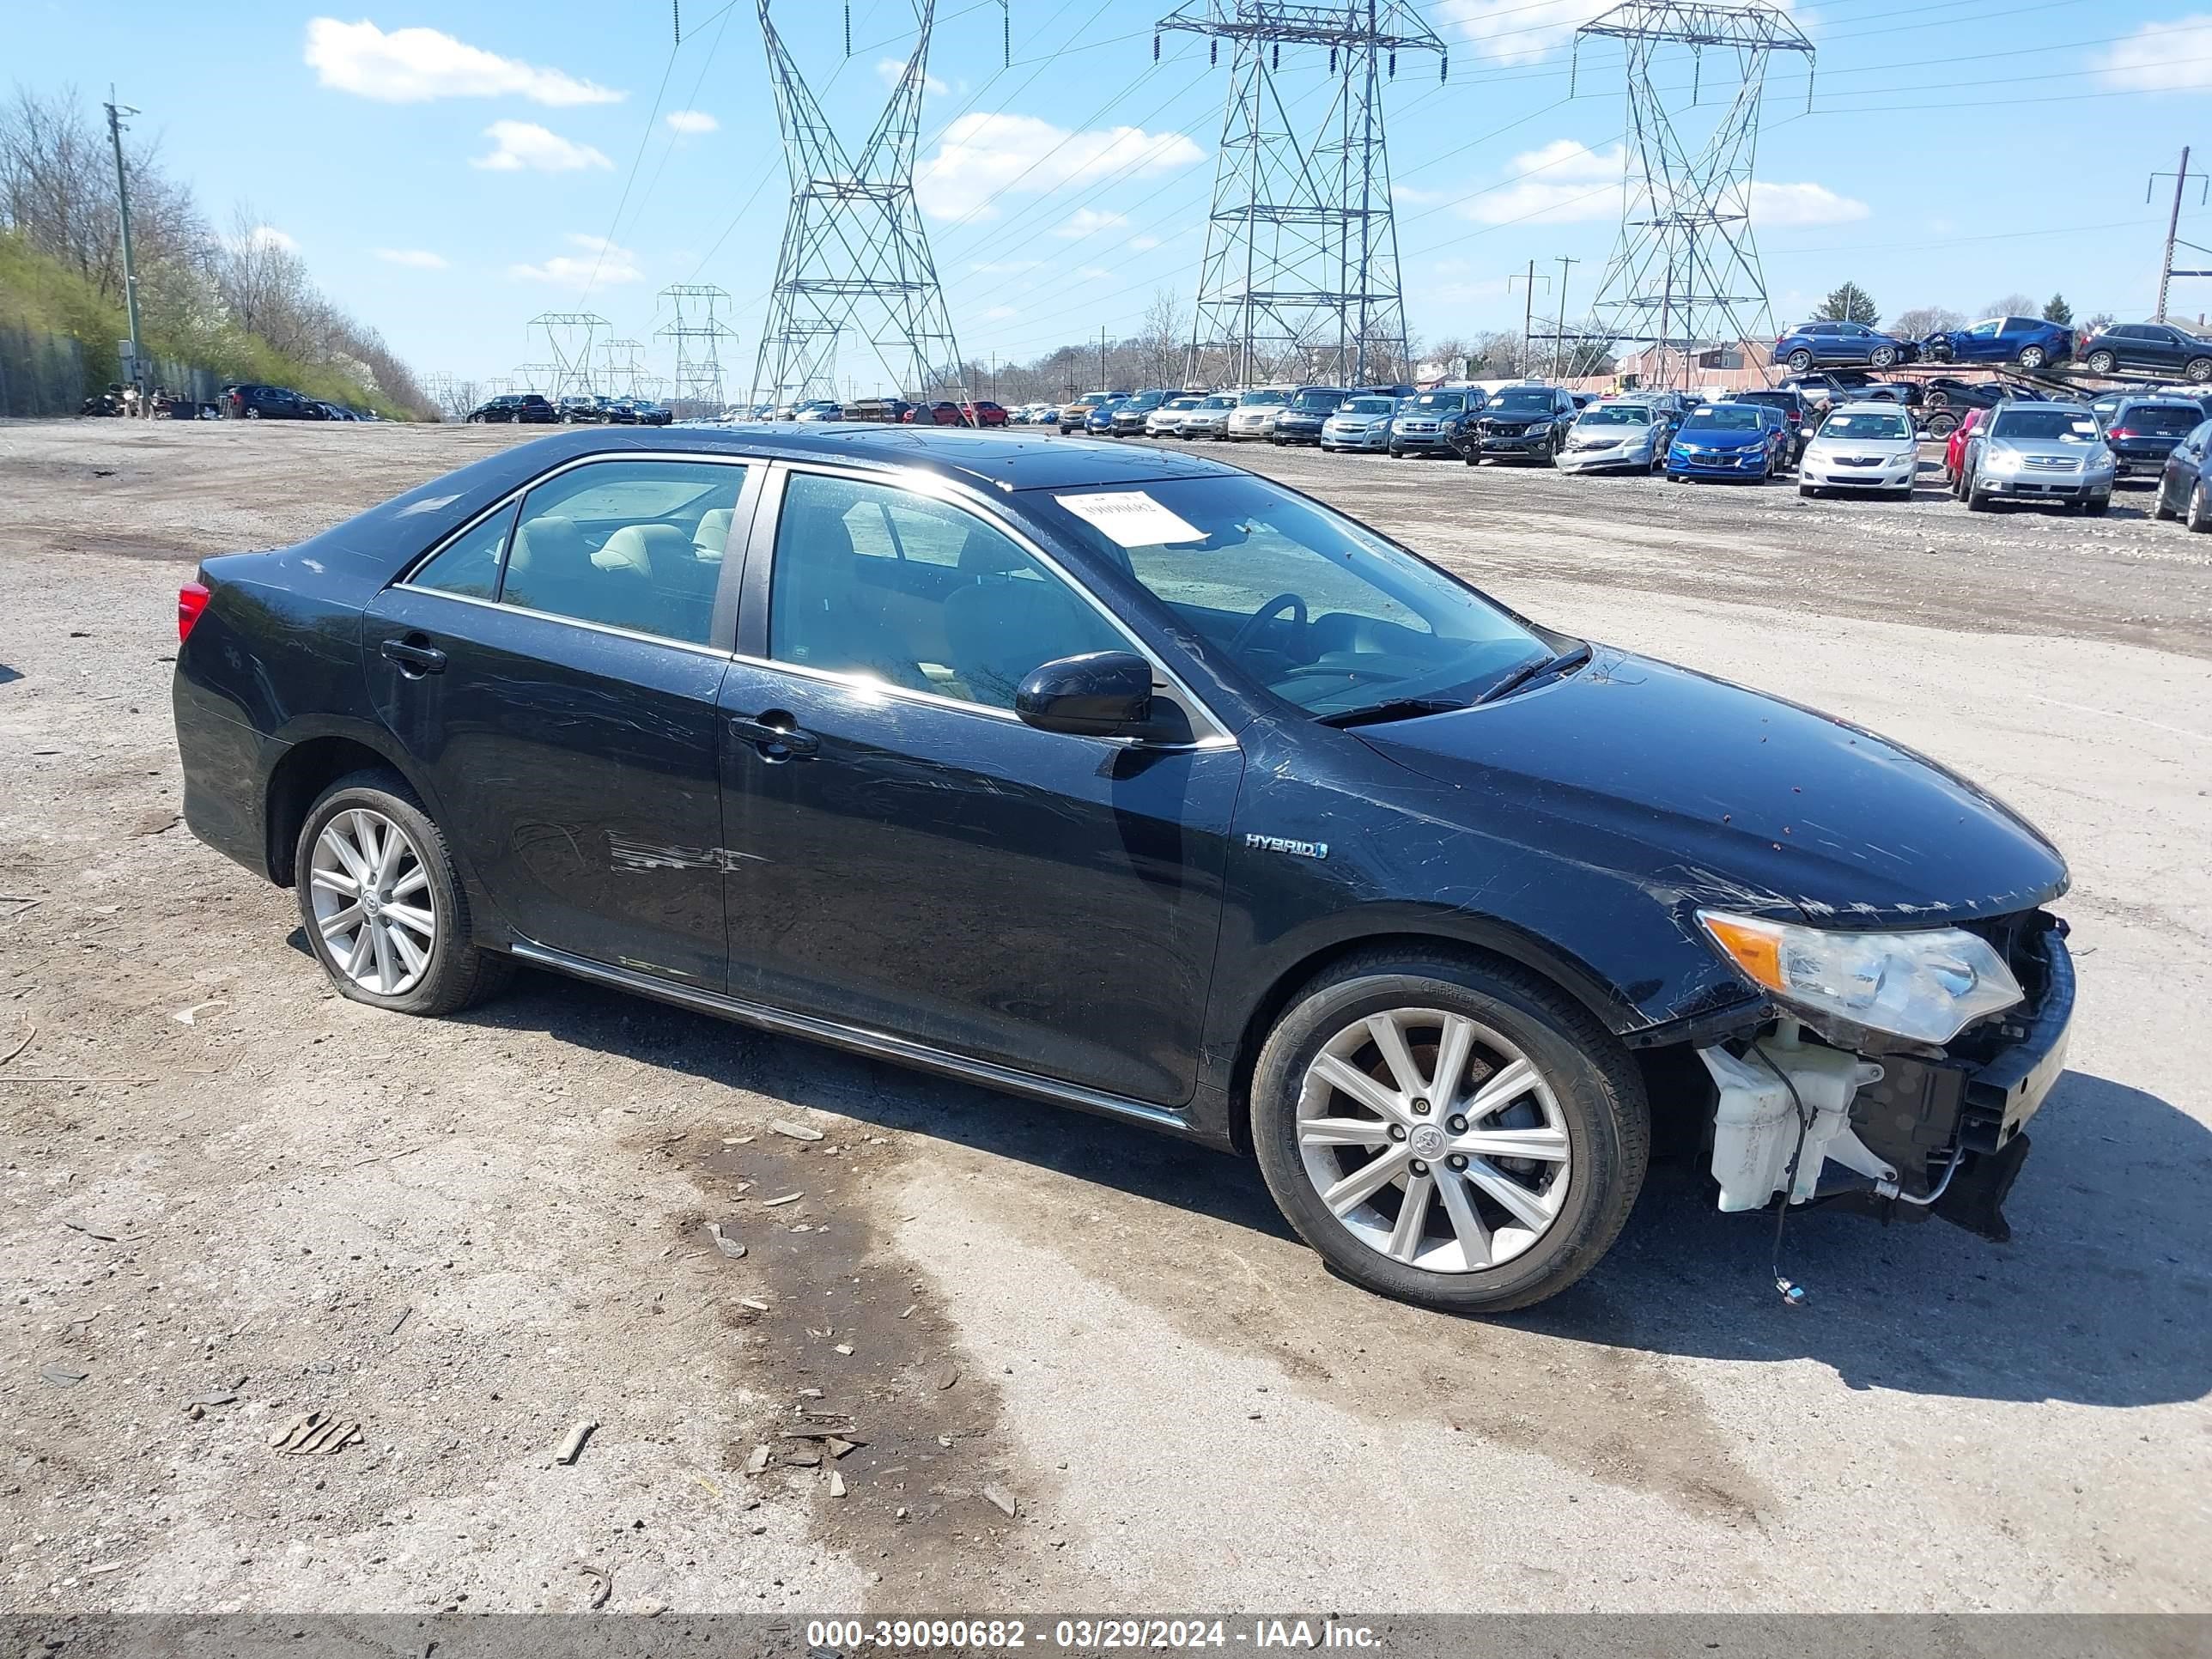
left=659, top=283, right=738, bottom=415
left=2149, top=149, right=2211, bottom=321
left=512, top=362, right=557, bottom=394
left=1571, top=1, right=1814, bottom=389
left=599, top=337, right=647, bottom=398
left=751, top=0, right=971, bottom=412
left=528, top=313, right=607, bottom=400
left=1160, top=1, right=1445, bottom=389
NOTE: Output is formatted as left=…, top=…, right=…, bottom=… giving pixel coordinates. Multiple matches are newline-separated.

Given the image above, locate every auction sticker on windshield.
left=1055, top=490, right=1206, bottom=547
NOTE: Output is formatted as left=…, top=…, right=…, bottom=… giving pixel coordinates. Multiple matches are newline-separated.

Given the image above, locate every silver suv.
left=1961, top=402, right=2117, bottom=515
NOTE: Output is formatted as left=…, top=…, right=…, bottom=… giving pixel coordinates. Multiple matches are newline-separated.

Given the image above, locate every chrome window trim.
left=759, top=458, right=1240, bottom=749
left=386, top=586, right=737, bottom=659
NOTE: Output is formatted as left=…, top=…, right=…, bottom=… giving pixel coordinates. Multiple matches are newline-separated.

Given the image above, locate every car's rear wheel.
left=2017, top=345, right=2048, bottom=371
left=2087, top=349, right=2118, bottom=375
left=295, top=770, right=511, bottom=1017
left=1251, top=953, right=1648, bottom=1313
left=1926, top=411, right=1957, bottom=437
left=1786, top=349, right=1814, bottom=372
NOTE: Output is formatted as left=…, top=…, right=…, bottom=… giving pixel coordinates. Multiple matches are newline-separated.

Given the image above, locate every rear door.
left=366, top=453, right=763, bottom=988
left=715, top=463, right=1243, bottom=1106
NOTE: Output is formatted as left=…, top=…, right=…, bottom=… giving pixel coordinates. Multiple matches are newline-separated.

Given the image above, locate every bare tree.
left=1138, top=287, right=1188, bottom=388
left=1983, top=293, right=2037, bottom=320
left=1887, top=305, right=1964, bottom=340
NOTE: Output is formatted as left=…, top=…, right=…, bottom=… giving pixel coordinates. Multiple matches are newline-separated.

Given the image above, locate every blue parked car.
left=1771, top=319, right=1917, bottom=373
left=1667, top=404, right=1782, bottom=482
left=1919, top=315, right=2074, bottom=373
left=1084, top=396, right=1127, bottom=436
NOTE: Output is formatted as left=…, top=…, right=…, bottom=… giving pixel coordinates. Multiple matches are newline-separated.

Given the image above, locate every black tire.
left=1966, top=472, right=1992, bottom=511
left=2153, top=481, right=2177, bottom=521
left=2018, top=345, right=2047, bottom=371
left=1929, top=342, right=1954, bottom=364
left=1926, top=412, right=1957, bottom=437
left=2087, top=349, right=2118, bottom=375
left=294, top=769, right=512, bottom=1018
left=2190, top=480, right=2212, bottom=532
left=1249, top=951, right=1650, bottom=1314
left=2190, top=357, right=2212, bottom=385
left=1870, top=344, right=1899, bottom=368
left=1786, top=348, right=1814, bottom=372
left=2083, top=497, right=2109, bottom=516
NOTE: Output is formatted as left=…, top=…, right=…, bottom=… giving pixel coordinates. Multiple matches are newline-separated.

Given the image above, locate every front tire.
left=2190, top=480, right=2212, bottom=532
left=295, top=770, right=511, bottom=1017
left=1249, top=951, right=1649, bottom=1314
left=1870, top=344, right=1899, bottom=368
left=2190, top=357, right=2212, bottom=385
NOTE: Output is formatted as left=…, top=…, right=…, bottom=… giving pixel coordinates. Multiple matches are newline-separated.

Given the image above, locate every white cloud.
left=510, top=234, right=641, bottom=289
left=374, top=247, right=448, bottom=269
left=304, top=18, right=623, bottom=105
left=1749, top=180, right=1869, bottom=227
left=1054, top=207, right=1127, bottom=239
left=1457, top=139, right=1624, bottom=223
left=1437, top=0, right=1797, bottom=66
left=2096, top=15, right=2212, bottom=91
left=1128, top=234, right=1162, bottom=251
left=472, top=121, right=612, bottom=173
left=242, top=224, right=298, bottom=253
left=665, top=109, right=719, bottom=135
left=915, top=112, right=1205, bottom=221
left=876, top=58, right=951, bottom=96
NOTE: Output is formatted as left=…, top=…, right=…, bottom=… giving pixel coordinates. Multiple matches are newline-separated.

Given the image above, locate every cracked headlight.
left=1696, top=910, right=2024, bottom=1044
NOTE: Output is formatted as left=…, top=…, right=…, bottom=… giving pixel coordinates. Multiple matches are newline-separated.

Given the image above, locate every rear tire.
left=1249, top=951, right=1649, bottom=1314
left=2087, top=349, right=2118, bottom=375
left=2018, top=345, right=2047, bottom=371
left=1787, top=349, right=1814, bottom=372
left=294, top=769, right=513, bottom=1018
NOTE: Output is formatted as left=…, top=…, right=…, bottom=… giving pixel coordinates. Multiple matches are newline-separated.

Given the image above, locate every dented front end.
left=1695, top=910, right=2074, bottom=1241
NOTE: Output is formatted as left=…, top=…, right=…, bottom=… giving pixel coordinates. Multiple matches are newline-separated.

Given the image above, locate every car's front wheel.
left=1870, top=344, right=1899, bottom=368
left=1249, top=952, right=1649, bottom=1313
left=2190, top=357, right=2212, bottom=385
left=2190, top=480, right=2212, bottom=532
left=295, top=770, right=511, bottom=1017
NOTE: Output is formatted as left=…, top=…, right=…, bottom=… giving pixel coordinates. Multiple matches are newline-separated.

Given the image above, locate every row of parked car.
left=1936, top=387, right=2212, bottom=520
left=1772, top=314, right=2212, bottom=380
left=464, top=392, right=672, bottom=425
left=222, top=383, right=380, bottom=422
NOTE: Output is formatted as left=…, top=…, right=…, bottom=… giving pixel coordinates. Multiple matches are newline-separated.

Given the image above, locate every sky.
left=13, top=0, right=2212, bottom=398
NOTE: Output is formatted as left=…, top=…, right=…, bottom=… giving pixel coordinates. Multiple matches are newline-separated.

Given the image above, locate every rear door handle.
left=380, top=636, right=447, bottom=676
left=729, top=711, right=819, bottom=760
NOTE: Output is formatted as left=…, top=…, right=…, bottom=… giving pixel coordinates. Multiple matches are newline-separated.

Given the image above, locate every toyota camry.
left=171, top=427, right=2075, bottom=1313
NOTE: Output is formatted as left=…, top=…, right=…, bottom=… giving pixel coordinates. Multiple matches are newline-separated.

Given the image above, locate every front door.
left=717, top=465, right=1243, bottom=1107
left=367, top=455, right=759, bottom=988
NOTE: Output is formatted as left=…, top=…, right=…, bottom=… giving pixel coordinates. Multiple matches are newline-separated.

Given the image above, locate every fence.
left=0, top=324, right=225, bottom=417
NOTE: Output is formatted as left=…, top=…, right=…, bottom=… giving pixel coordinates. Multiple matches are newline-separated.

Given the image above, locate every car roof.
left=1829, top=399, right=1911, bottom=413
left=504, top=423, right=1243, bottom=492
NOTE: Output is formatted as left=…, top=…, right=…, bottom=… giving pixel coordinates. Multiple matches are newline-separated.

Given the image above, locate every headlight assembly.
left=1697, top=909, right=2024, bottom=1044
left=1983, top=446, right=2023, bottom=475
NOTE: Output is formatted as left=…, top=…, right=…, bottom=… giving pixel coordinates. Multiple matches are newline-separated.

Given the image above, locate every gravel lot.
left=2, top=417, right=2207, bottom=1620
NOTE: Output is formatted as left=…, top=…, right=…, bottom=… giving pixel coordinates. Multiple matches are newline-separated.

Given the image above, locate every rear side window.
left=500, top=459, right=745, bottom=646
left=411, top=503, right=516, bottom=600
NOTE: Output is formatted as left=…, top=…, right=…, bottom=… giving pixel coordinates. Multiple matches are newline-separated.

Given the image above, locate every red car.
left=962, top=400, right=1009, bottom=428
left=1944, top=406, right=1984, bottom=493
left=900, top=401, right=970, bottom=426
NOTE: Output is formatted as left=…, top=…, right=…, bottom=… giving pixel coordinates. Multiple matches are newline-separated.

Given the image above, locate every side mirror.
left=1016, top=651, right=1176, bottom=741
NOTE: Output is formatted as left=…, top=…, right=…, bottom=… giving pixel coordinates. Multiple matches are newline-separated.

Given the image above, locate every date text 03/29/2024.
left=803, top=1618, right=1380, bottom=1650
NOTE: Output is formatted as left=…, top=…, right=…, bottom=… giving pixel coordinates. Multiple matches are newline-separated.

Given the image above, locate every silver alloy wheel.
left=1296, top=1008, right=1572, bottom=1274
left=309, top=807, right=435, bottom=996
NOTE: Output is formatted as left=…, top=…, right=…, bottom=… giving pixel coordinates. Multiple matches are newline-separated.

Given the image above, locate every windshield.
left=2116, top=404, right=2202, bottom=434
left=1493, top=390, right=1554, bottom=412
left=1292, top=389, right=1346, bottom=411
left=1684, top=407, right=1762, bottom=432
left=1340, top=397, right=1396, bottom=415
left=1990, top=408, right=2102, bottom=442
left=1408, top=392, right=1465, bottom=411
left=1201, top=394, right=1237, bottom=409
left=1164, top=398, right=1200, bottom=410
left=1239, top=389, right=1287, bottom=406
left=1819, top=410, right=1911, bottom=440
left=1578, top=405, right=1650, bottom=427
left=1032, top=476, right=1549, bottom=717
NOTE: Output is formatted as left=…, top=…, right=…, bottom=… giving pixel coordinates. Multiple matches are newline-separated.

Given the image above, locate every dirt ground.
left=2, top=417, right=2207, bottom=1620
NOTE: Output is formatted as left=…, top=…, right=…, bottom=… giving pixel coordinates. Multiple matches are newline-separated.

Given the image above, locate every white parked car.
left=1224, top=386, right=1291, bottom=441
left=1146, top=393, right=1206, bottom=437
left=1798, top=402, right=1921, bottom=500
left=1178, top=392, right=1238, bottom=440
left=1557, top=399, right=1669, bottom=475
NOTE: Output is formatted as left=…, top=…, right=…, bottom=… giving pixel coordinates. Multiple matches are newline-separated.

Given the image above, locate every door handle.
left=380, top=636, right=447, bottom=676
left=729, top=710, right=819, bottom=760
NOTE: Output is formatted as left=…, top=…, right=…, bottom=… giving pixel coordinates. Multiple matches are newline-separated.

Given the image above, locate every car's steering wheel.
left=1229, top=592, right=1309, bottom=657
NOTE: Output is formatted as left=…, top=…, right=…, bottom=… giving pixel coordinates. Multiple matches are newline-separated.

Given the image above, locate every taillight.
left=177, top=580, right=211, bottom=641
left=2107, top=428, right=2134, bottom=440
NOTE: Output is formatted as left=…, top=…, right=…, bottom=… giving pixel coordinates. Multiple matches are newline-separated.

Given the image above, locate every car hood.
left=1808, top=438, right=1914, bottom=459
left=1353, top=650, right=2067, bottom=927
left=1989, top=438, right=2109, bottom=460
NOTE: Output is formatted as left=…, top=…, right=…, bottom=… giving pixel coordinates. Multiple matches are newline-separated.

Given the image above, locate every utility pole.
left=1553, top=254, right=1580, bottom=380
left=103, top=89, right=145, bottom=398
left=1099, top=325, right=1107, bottom=391
left=1508, top=261, right=1549, bottom=378
left=2150, top=149, right=2210, bottom=320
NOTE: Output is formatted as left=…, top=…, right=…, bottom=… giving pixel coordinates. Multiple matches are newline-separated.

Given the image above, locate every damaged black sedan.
left=171, top=427, right=2074, bottom=1313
